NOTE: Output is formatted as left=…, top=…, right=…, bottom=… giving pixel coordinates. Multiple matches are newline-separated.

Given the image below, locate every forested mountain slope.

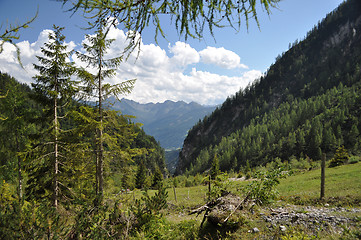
left=176, top=0, right=361, bottom=175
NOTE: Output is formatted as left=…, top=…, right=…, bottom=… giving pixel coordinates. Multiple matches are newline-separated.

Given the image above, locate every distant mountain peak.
left=112, top=98, right=216, bottom=149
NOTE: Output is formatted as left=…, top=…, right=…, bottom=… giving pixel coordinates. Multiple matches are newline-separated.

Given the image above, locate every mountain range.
left=111, top=98, right=216, bottom=150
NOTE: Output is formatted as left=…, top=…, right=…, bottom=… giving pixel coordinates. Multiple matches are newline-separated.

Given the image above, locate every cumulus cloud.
left=199, top=46, right=248, bottom=69
left=0, top=27, right=261, bottom=105
left=169, top=41, right=200, bottom=68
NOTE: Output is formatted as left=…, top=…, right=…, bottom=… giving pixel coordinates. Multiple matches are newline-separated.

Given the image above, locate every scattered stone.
left=252, top=227, right=260, bottom=233
left=260, top=205, right=361, bottom=235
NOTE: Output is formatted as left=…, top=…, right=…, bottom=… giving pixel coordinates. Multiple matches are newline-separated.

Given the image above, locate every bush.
left=289, top=157, right=311, bottom=170
left=207, top=173, right=231, bottom=200
left=0, top=200, right=65, bottom=239
left=243, top=168, right=289, bottom=205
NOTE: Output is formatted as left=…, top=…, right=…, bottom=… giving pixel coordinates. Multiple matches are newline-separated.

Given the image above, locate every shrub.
left=207, top=173, right=231, bottom=200
left=243, top=167, right=289, bottom=205
left=289, top=157, right=312, bottom=171
left=348, top=156, right=360, bottom=164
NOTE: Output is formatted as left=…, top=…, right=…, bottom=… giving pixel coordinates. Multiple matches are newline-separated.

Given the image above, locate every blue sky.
left=0, top=0, right=344, bottom=105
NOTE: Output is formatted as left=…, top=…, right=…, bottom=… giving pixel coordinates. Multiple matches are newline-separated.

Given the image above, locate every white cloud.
left=199, top=46, right=248, bottom=69
left=169, top=41, right=200, bottom=68
left=0, top=27, right=261, bottom=105
left=0, top=29, right=76, bottom=86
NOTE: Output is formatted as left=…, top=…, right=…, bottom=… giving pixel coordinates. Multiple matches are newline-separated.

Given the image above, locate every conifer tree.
left=135, top=160, right=147, bottom=190
left=29, top=25, right=75, bottom=208
left=210, top=153, right=220, bottom=180
left=152, top=166, right=164, bottom=190
left=76, top=21, right=135, bottom=201
left=329, top=145, right=350, bottom=167
left=347, top=123, right=359, bottom=149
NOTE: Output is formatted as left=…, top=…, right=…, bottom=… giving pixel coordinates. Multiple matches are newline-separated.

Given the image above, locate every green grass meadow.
left=278, top=162, right=361, bottom=205
left=127, top=161, right=361, bottom=210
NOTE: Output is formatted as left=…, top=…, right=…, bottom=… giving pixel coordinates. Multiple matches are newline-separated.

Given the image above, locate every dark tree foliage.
left=152, top=166, right=164, bottom=190
left=132, top=127, right=167, bottom=174
left=135, top=160, right=147, bottom=189
left=0, top=72, right=39, bottom=202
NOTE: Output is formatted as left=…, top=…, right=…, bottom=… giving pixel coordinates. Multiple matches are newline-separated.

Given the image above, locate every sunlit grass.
left=278, top=162, right=361, bottom=205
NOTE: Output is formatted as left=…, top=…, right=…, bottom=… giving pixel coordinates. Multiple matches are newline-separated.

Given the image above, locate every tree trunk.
left=54, top=85, right=59, bottom=209
left=97, top=65, right=104, bottom=201
left=15, top=133, right=22, bottom=203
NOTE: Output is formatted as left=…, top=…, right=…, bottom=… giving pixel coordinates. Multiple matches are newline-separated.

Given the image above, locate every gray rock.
left=279, top=225, right=287, bottom=231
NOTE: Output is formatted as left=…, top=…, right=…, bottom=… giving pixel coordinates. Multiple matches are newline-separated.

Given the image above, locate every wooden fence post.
left=173, top=186, right=177, bottom=203
left=208, top=175, right=211, bottom=201
left=320, top=153, right=326, bottom=200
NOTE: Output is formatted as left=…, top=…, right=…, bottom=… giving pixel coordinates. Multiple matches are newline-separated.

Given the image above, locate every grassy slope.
left=278, top=162, right=361, bottom=205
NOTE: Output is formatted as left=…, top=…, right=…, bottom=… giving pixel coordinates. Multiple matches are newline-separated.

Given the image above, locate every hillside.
left=176, top=0, right=361, bottom=174
left=111, top=98, right=216, bottom=149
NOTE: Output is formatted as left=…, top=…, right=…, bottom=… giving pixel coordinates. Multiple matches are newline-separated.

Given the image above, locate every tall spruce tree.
left=29, top=25, right=75, bottom=208
left=76, top=22, right=135, bottom=201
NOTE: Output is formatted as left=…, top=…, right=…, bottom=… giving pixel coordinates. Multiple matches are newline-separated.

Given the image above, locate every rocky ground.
left=188, top=193, right=361, bottom=238
left=259, top=204, right=361, bottom=235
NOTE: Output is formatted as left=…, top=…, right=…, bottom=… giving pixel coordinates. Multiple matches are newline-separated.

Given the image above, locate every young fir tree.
left=329, top=145, right=350, bottom=167
left=29, top=25, right=75, bottom=208
left=76, top=22, right=135, bottom=201
left=152, top=166, right=164, bottom=190
left=135, top=159, right=147, bottom=190
left=210, top=153, right=220, bottom=180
